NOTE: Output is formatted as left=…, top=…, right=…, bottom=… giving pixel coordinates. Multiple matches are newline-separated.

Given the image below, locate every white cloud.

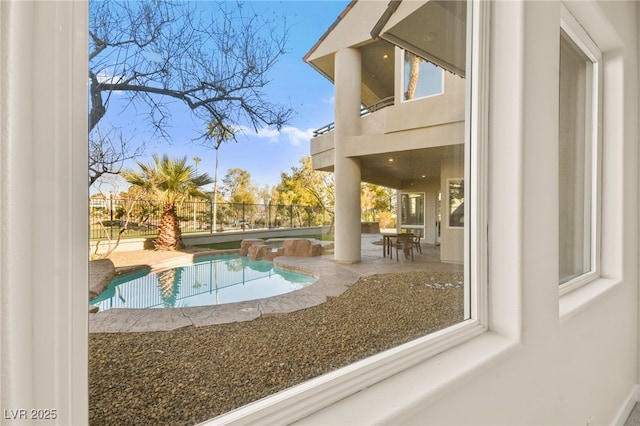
left=280, top=126, right=314, bottom=146
left=96, top=71, right=125, bottom=85
left=238, top=125, right=314, bottom=147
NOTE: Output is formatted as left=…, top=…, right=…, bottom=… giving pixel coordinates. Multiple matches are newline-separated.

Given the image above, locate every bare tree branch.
left=89, top=1, right=294, bottom=137
left=89, top=127, right=145, bottom=185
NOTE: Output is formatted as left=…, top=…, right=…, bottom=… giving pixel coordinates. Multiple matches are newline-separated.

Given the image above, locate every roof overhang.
left=371, top=0, right=467, bottom=78
left=303, top=1, right=396, bottom=106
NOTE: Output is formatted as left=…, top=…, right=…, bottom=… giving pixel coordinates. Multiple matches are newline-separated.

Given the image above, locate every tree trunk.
left=155, top=203, right=184, bottom=250
left=212, top=148, right=219, bottom=233
left=406, top=55, right=421, bottom=100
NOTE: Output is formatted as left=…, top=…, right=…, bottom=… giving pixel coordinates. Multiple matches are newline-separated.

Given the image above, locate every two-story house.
left=305, top=0, right=468, bottom=263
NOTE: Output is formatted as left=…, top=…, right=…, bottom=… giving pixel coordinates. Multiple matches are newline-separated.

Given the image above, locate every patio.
left=89, top=233, right=463, bottom=333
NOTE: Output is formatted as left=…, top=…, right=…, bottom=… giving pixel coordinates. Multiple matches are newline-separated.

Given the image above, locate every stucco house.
left=2, top=1, right=640, bottom=425
left=306, top=0, right=467, bottom=264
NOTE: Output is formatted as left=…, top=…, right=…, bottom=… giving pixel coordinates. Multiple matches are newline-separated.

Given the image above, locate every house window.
left=558, top=9, right=601, bottom=289
left=400, top=192, right=425, bottom=226
left=448, top=178, right=464, bottom=228
left=402, top=50, right=444, bottom=101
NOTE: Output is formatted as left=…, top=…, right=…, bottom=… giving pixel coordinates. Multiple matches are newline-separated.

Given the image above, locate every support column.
left=334, top=48, right=362, bottom=263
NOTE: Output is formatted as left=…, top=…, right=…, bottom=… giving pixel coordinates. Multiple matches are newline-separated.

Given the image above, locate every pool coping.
left=89, top=250, right=363, bottom=333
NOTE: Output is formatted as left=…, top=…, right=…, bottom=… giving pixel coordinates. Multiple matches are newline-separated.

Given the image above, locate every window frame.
left=400, top=49, right=445, bottom=103
left=558, top=5, right=603, bottom=296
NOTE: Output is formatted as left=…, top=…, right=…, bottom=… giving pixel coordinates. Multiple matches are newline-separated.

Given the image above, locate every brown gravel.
left=89, top=270, right=464, bottom=425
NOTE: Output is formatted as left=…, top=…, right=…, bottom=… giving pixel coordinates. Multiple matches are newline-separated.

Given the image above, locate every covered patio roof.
left=304, top=0, right=467, bottom=109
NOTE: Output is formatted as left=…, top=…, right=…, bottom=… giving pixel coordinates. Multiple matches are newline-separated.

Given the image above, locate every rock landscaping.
left=89, top=270, right=464, bottom=425
left=240, top=237, right=325, bottom=260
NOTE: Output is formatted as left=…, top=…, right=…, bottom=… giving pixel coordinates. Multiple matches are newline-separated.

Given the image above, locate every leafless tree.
left=89, top=127, right=145, bottom=185
left=88, top=0, right=294, bottom=183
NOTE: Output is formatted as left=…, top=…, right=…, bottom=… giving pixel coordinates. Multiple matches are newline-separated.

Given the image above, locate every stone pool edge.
left=89, top=252, right=362, bottom=334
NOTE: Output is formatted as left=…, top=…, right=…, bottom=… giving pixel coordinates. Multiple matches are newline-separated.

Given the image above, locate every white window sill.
left=291, top=331, right=520, bottom=425
left=204, top=324, right=519, bottom=425
left=559, top=277, right=622, bottom=323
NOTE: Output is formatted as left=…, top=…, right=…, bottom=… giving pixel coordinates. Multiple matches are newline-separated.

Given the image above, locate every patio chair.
left=412, top=229, right=423, bottom=254
left=393, top=233, right=414, bottom=262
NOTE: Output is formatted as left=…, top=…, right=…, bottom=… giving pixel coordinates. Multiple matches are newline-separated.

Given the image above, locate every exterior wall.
left=309, top=72, right=466, bottom=170
left=310, top=131, right=334, bottom=171
left=390, top=62, right=467, bottom=133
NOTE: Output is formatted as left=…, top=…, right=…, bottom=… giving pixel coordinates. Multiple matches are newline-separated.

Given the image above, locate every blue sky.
left=93, top=1, right=350, bottom=194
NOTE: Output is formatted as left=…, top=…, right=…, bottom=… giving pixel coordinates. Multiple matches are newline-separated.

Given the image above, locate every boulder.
left=309, top=243, right=323, bottom=257
left=283, top=238, right=312, bottom=257
left=89, top=258, right=115, bottom=300
left=239, top=239, right=264, bottom=256
left=248, top=244, right=271, bottom=260
left=263, top=251, right=279, bottom=261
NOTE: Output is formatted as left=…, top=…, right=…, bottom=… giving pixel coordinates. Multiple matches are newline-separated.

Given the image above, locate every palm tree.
left=122, top=154, right=213, bottom=250
left=193, top=157, right=201, bottom=174
left=405, top=51, right=422, bottom=100
left=157, top=268, right=182, bottom=307
left=206, top=119, right=235, bottom=233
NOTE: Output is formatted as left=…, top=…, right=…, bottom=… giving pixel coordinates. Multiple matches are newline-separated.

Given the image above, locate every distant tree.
left=88, top=0, right=293, bottom=184
left=204, top=119, right=235, bottom=232
left=122, top=154, right=213, bottom=250
left=193, top=157, right=201, bottom=175
left=276, top=157, right=334, bottom=228
left=361, top=183, right=394, bottom=222
left=256, top=184, right=275, bottom=205
left=222, top=168, right=256, bottom=205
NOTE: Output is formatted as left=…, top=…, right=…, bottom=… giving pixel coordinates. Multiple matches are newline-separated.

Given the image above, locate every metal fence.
left=89, top=198, right=331, bottom=240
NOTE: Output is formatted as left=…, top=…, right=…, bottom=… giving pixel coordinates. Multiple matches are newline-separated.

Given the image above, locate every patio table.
left=382, top=232, right=413, bottom=258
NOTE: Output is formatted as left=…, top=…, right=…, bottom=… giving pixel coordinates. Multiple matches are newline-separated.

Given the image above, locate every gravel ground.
left=89, top=270, right=464, bottom=425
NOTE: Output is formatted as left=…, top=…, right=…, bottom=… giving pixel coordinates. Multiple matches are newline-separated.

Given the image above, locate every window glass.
left=88, top=0, right=480, bottom=423
left=400, top=192, right=425, bottom=226
left=403, top=50, right=444, bottom=101
left=558, top=21, right=600, bottom=286
left=448, top=179, right=464, bottom=228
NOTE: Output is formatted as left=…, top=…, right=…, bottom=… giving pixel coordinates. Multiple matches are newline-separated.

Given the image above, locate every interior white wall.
left=0, top=1, right=88, bottom=424
left=635, top=0, right=640, bottom=392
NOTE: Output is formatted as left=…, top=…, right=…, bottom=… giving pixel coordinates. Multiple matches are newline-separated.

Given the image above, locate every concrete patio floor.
left=89, top=233, right=463, bottom=333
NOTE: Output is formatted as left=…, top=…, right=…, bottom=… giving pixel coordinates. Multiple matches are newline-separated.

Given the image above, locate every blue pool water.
left=90, top=255, right=316, bottom=310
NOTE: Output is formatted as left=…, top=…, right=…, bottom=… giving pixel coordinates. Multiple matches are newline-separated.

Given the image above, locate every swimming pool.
left=90, top=255, right=317, bottom=311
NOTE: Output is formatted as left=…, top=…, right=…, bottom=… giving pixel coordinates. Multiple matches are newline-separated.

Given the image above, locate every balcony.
left=310, top=72, right=466, bottom=188
left=313, top=96, right=395, bottom=137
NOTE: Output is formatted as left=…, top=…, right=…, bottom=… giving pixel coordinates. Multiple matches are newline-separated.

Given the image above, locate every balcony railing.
left=312, top=96, right=395, bottom=137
